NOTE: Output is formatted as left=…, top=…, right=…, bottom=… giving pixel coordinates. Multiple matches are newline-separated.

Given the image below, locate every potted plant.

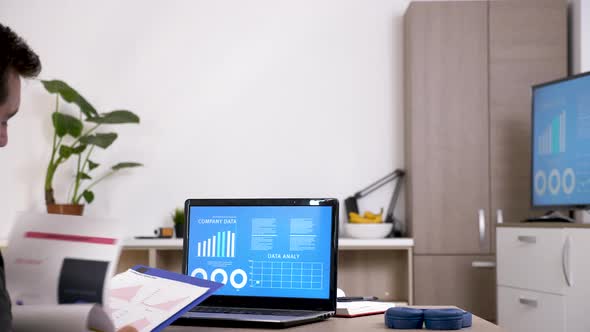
left=42, top=80, right=142, bottom=215
left=172, top=208, right=185, bottom=238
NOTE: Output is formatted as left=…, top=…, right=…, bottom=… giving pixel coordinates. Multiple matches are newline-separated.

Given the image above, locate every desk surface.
left=166, top=313, right=504, bottom=332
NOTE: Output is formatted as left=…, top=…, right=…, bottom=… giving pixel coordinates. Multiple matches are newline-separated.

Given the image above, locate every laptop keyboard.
left=191, top=306, right=314, bottom=317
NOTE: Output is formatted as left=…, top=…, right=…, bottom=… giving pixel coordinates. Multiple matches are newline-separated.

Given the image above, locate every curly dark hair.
left=0, top=23, right=41, bottom=104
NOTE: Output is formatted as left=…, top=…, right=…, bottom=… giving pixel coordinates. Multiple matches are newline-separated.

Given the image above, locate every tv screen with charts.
left=532, top=72, right=590, bottom=207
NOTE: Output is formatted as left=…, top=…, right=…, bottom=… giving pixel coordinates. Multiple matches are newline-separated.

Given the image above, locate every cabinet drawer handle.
left=471, top=261, right=496, bottom=268
left=518, top=297, right=538, bottom=307
left=496, top=209, right=504, bottom=224
left=478, top=209, right=486, bottom=249
left=563, top=235, right=572, bottom=286
left=517, top=235, right=536, bottom=243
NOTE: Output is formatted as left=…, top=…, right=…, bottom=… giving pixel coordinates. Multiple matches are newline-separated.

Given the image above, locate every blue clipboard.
left=129, top=265, right=224, bottom=332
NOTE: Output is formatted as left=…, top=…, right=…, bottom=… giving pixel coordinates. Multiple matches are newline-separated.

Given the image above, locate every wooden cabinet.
left=488, top=0, right=568, bottom=249
left=405, top=1, right=490, bottom=255
left=404, top=0, right=567, bottom=322
left=414, top=255, right=496, bottom=322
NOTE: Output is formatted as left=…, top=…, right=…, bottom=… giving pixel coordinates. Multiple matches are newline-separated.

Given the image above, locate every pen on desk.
left=337, top=296, right=379, bottom=302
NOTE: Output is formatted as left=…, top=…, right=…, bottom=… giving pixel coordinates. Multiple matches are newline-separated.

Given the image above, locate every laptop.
left=175, top=198, right=339, bottom=328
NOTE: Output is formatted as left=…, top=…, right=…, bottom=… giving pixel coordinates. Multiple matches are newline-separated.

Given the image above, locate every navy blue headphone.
left=384, top=307, right=472, bottom=330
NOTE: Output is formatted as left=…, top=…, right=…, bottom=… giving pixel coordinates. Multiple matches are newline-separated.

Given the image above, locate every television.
left=531, top=71, right=590, bottom=210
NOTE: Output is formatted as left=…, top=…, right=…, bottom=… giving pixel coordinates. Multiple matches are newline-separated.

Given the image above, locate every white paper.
left=5, top=212, right=124, bottom=305
left=336, top=301, right=398, bottom=316
left=4, top=212, right=213, bottom=332
left=108, top=269, right=209, bottom=332
left=12, top=304, right=114, bottom=332
left=4, top=212, right=124, bottom=331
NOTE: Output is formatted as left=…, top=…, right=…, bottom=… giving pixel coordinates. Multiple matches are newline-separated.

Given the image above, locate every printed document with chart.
left=108, top=267, right=222, bottom=331
left=4, top=213, right=221, bottom=332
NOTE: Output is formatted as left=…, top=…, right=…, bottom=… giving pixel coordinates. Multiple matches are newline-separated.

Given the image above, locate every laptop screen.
left=186, top=203, right=334, bottom=300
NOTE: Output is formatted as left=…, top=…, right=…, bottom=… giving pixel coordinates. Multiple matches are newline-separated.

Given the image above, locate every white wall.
left=0, top=0, right=409, bottom=238
left=570, top=0, right=590, bottom=73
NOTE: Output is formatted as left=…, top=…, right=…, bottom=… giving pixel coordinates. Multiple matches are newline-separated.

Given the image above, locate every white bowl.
left=344, top=223, right=393, bottom=239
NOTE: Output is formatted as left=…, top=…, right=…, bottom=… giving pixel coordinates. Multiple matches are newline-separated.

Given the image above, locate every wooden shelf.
left=338, top=238, right=414, bottom=250
left=1, top=238, right=415, bottom=250
left=121, top=238, right=414, bottom=250
left=123, top=238, right=183, bottom=249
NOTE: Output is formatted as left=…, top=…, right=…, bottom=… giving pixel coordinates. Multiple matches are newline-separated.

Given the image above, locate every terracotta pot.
left=46, top=204, right=84, bottom=216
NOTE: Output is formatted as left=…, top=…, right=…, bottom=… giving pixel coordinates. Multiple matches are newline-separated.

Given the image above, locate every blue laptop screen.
left=187, top=205, right=333, bottom=299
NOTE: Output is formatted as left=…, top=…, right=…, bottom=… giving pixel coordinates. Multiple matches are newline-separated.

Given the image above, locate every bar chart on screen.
left=196, top=230, right=236, bottom=258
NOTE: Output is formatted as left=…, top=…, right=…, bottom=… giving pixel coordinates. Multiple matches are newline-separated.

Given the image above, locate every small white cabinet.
left=497, top=285, right=565, bottom=332
left=497, top=225, right=590, bottom=332
left=497, top=228, right=567, bottom=294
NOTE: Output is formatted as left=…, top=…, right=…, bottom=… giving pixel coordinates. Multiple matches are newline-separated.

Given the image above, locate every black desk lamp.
left=344, top=169, right=406, bottom=237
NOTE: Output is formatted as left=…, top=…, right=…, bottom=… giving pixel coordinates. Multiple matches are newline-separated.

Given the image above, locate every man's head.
left=0, top=23, right=41, bottom=147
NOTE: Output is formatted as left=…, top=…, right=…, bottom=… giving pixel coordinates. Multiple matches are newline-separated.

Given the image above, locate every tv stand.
left=524, top=210, right=574, bottom=223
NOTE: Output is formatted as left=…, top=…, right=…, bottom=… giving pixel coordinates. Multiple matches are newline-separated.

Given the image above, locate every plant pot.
left=46, top=204, right=84, bottom=216
left=174, top=223, right=184, bottom=238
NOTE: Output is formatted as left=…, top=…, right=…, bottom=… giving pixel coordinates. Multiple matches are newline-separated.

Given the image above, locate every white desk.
left=119, top=238, right=414, bottom=304
left=1, top=237, right=415, bottom=304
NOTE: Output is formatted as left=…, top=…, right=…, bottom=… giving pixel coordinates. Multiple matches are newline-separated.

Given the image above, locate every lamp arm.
left=354, top=169, right=405, bottom=198
left=384, top=170, right=405, bottom=222
left=345, top=169, right=405, bottom=218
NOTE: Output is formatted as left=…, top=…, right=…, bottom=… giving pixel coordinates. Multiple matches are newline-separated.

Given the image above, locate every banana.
left=363, top=208, right=383, bottom=219
left=348, top=212, right=383, bottom=224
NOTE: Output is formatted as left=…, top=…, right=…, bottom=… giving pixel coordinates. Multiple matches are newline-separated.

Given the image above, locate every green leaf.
left=52, top=113, right=83, bottom=138
left=88, top=160, right=99, bottom=170
left=42, top=80, right=98, bottom=119
left=86, top=110, right=140, bottom=124
left=59, top=145, right=73, bottom=159
left=78, top=172, right=92, bottom=180
left=112, top=162, right=143, bottom=170
left=80, top=133, right=118, bottom=149
left=72, top=144, right=87, bottom=154
left=172, top=208, right=184, bottom=225
left=82, top=190, right=95, bottom=204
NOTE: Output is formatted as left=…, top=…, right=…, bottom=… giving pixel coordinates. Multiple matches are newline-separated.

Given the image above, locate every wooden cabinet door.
left=414, top=255, right=497, bottom=322
left=405, top=2, right=490, bottom=254
left=488, top=0, right=567, bottom=251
